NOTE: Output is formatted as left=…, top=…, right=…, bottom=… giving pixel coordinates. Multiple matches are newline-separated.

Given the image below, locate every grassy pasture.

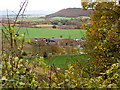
left=44, top=54, right=88, bottom=68
left=27, top=54, right=88, bottom=68
left=51, top=17, right=76, bottom=20
left=14, top=27, right=86, bottom=39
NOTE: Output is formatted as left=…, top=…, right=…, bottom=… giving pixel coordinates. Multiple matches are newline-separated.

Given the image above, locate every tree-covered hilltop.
left=46, top=8, right=93, bottom=18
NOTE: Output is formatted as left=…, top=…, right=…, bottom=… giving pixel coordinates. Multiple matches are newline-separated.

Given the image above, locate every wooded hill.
left=47, top=8, right=93, bottom=18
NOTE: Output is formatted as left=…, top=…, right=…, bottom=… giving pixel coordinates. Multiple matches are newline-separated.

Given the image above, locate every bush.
left=43, top=51, right=48, bottom=58
left=82, top=2, right=120, bottom=76
left=22, top=51, right=27, bottom=56
left=52, top=25, right=57, bottom=28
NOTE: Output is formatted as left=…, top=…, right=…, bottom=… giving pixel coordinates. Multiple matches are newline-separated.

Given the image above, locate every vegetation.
left=82, top=1, right=120, bottom=76
left=44, top=54, right=88, bottom=68
left=24, top=54, right=88, bottom=68
left=47, top=8, right=93, bottom=18
left=1, top=0, right=120, bottom=89
left=14, top=26, right=86, bottom=39
left=18, top=18, right=45, bottom=21
left=1, top=1, right=40, bottom=88
left=51, top=17, right=75, bottom=20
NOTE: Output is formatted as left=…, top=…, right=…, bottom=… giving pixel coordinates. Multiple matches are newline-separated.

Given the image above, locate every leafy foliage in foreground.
left=1, top=25, right=40, bottom=88
left=49, top=62, right=120, bottom=88
left=82, top=2, right=120, bottom=76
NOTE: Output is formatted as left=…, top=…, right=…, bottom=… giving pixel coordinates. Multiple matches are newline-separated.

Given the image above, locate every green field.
left=14, top=27, right=86, bottom=39
left=27, top=54, right=88, bottom=68
left=51, top=17, right=76, bottom=20
left=44, top=54, right=88, bottom=68
left=16, top=17, right=75, bottom=21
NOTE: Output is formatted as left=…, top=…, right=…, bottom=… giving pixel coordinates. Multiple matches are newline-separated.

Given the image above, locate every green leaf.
left=52, top=82, right=57, bottom=87
left=98, top=28, right=107, bottom=31
left=0, top=70, right=2, bottom=74
left=71, top=85, right=76, bottom=88
left=16, top=33, right=19, bottom=37
left=58, top=82, right=64, bottom=86
left=103, top=40, right=107, bottom=45
left=103, top=28, right=107, bottom=31
left=98, top=28, right=102, bottom=31
left=8, top=79, right=14, bottom=82
left=28, top=39, right=31, bottom=43
left=19, top=82, right=25, bottom=85
left=115, top=58, right=120, bottom=62
left=65, top=79, right=69, bottom=82
left=18, top=86, right=23, bottom=88
left=2, top=76, right=7, bottom=81
left=16, top=71, right=20, bottom=74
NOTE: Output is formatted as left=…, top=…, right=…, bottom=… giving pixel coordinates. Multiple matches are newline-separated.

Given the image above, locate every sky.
left=0, top=0, right=82, bottom=11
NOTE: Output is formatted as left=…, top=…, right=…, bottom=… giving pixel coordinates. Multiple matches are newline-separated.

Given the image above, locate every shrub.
left=43, top=51, right=48, bottom=58
left=52, top=25, right=57, bottom=28
left=82, top=2, right=120, bottom=76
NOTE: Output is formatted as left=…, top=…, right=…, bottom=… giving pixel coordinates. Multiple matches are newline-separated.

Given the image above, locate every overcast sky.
left=0, top=0, right=82, bottom=11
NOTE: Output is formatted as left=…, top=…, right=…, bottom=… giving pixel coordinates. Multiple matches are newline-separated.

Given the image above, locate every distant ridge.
left=47, top=8, right=93, bottom=18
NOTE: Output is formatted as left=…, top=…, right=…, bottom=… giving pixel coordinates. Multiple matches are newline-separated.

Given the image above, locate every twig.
left=7, top=10, right=11, bottom=30
left=20, top=33, right=25, bottom=50
left=22, top=1, right=28, bottom=18
left=1, top=29, right=10, bottom=44
left=13, top=0, right=28, bottom=27
left=16, top=0, right=28, bottom=34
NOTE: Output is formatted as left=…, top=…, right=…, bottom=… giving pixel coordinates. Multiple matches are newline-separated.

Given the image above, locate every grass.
left=51, top=17, right=76, bottom=20
left=24, top=52, right=88, bottom=68
left=79, top=48, right=84, bottom=52
left=44, top=54, right=88, bottom=68
left=14, top=27, right=86, bottom=39
left=25, top=54, right=89, bottom=68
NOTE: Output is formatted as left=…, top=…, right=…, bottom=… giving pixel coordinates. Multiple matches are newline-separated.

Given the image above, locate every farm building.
left=56, top=39, right=78, bottom=47
left=32, top=37, right=86, bottom=48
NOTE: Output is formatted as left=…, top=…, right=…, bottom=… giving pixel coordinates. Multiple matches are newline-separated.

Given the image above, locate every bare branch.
left=13, top=0, right=28, bottom=27
left=7, top=10, right=11, bottom=30
left=22, top=1, right=28, bottom=17
left=16, top=0, right=29, bottom=34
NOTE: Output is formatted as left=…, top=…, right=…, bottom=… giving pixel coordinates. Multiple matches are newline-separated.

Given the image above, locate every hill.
left=47, top=8, right=93, bottom=18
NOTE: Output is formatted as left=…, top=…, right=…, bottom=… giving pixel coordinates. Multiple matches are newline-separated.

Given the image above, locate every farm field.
left=14, top=27, right=86, bottom=39
left=16, top=17, right=75, bottom=22
left=50, top=16, right=90, bottom=20
left=27, top=54, right=88, bottom=68
left=44, top=54, right=89, bottom=68
left=51, top=17, right=76, bottom=20
left=17, top=16, right=84, bottom=21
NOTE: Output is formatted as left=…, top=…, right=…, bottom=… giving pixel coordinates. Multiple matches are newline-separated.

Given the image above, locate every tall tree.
left=82, top=1, right=120, bottom=76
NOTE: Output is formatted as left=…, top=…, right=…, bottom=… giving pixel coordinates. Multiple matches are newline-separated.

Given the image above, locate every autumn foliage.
left=82, top=2, right=120, bottom=76
left=1, top=1, right=120, bottom=88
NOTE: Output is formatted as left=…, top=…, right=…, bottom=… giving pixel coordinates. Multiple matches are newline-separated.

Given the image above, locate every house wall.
left=56, top=39, right=78, bottom=47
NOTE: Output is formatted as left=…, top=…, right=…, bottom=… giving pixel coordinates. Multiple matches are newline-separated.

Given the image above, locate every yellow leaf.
left=10, top=27, right=14, bottom=30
